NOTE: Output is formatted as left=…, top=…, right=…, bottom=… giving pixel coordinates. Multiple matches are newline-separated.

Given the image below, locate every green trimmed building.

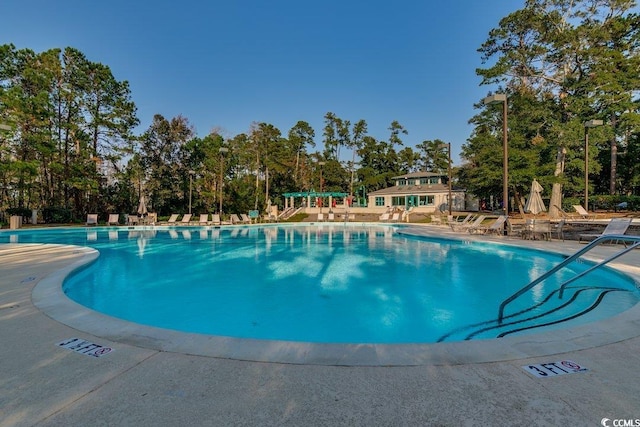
left=366, top=171, right=466, bottom=212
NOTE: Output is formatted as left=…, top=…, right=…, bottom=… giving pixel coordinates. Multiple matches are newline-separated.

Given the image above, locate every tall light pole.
left=483, top=94, right=508, bottom=220
left=437, top=142, right=453, bottom=215
left=318, top=161, right=326, bottom=212
left=219, top=146, right=229, bottom=215
left=188, top=170, right=195, bottom=214
left=584, top=119, right=603, bottom=212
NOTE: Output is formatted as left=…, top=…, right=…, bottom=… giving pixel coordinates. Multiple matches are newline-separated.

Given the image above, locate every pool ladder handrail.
left=497, top=234, right=640, bottom=324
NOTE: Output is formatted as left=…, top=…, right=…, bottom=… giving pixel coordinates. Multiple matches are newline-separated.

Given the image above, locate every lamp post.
left=438, top=142, right=453, bottom=216
left=482, top=94, right=508, bottom=219
left=219, top=146, right=229, bottom=215
left=188, top=170, right=195, bottom=214
left=318, top=161, right=326, bottom=212
left=584, top=119, right=603, bottom=212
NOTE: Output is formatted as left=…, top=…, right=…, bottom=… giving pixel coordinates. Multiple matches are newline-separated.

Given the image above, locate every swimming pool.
left=4, top=224, right=638, bottom=344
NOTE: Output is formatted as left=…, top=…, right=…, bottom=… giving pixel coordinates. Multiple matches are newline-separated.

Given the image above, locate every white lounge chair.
left=180, top=214, right=192, bottom=225
left=390, top=212, right=400, bottom=222
left=317, top=213, right=324, bottom=222
left=106, top=213, right=119, bottom=226
left=469, top=215, right=507, bottom=235
left=379, top=213, right=390, bottom=221
left=211, top=214, right=221, bottom=225
left=451, top=215, right=486, bottom=232
left=230, top=214, right=242, bottom=224
left=328, top=212, right=335, bottom=221
left=579, top=218, right=632, bottom=245
left=86, top=214, right=98, bottom=226
left=198, top=214, right=209, bottom=225
left=166, top=214, right=179, bottom=224
left=573, top=205, right=597, bottom=220
left=240, top=213, right=252, bottom=224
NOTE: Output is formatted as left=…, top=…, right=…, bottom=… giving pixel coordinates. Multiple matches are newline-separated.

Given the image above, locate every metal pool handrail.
left=497, top=234, right=640, bottom=324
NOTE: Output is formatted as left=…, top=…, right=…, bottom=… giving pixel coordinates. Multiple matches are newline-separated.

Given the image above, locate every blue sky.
left=2, top=1, right=522, bottom=163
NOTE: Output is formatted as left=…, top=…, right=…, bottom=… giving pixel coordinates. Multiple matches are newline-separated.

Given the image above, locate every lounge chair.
left=390, top=212, right=400, bottom=222
left=240, top=213, right=252, bottom=224
left=147, top=212, right=157, bottom=225
left=166, top=214, right=179, bottom=224
left=579, top=218, right=632, bottom=245
left=128, top=215, right=139, bottom=225
left=522, top=219, right=552, bottom=240
left=551, top=219, right=566, bottom=241
left=379, top=213, right=390, bottom=221
left=573, top=205, right=597, bottom=220
left=198, top=214, right=209, bottom=225
left=451, top=215, right=486, bottom=232
left=230, top=214, right=242, bottom=224
left=180, top=213, right=192, bottom=225
left=328, top=212, right=335, bottom=221
left=449, top=213, right=476, bottom=230
left=211, top=214, right=221, bottom=225
left=317, top=213, right=324, bottom=222
left=86, top=214, right=98, bottom=226
left=469, top=215, right=507, bottom=235
left=106, top=213, right=119, bottom=226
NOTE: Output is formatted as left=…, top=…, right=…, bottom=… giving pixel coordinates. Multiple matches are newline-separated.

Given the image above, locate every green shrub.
left=6, top=207, right=32, bottom=218
left=42, top=207, right=73, bottom=223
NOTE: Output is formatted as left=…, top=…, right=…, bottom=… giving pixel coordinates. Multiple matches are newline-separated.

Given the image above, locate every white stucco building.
left=367, top=171, right=466, bottom=213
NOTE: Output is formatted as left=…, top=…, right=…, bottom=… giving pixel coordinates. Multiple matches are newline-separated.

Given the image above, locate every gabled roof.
left=368, top=183, right=463, bottom=196
left=391, top=171, right=445, bottom=180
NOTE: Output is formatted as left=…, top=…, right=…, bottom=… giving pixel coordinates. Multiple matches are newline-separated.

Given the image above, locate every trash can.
left=10, top=215, right=22, bottom=229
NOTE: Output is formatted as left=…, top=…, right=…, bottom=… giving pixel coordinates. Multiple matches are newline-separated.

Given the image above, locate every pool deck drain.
left=1, top=227, right=640, bottom=425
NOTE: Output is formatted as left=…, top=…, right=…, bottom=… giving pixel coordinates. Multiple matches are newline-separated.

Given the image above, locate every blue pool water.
left=2, top=224, right=638, bottom=343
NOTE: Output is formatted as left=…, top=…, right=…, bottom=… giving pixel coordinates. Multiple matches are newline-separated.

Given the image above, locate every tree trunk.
left=548, top=146, right=566, bottom=219
left=609, top=114, right=618, bottom=195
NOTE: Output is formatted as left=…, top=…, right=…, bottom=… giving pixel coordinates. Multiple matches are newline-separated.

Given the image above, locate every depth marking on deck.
left=522, top=360, right=588, bottom=378
left=57, top=338, right=114, bottom=358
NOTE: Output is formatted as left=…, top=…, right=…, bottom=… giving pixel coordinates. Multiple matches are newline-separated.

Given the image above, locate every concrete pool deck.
left=1, top=225, right=640, bottom=425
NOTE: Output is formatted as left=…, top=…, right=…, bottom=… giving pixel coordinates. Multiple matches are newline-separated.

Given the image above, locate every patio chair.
left=430, top=215, right=443, bottom=225
left=449, top=213, right=476, bottom=230
left=573, top=205, right=597, bottom=220
left=147, top=212, right=157, bottom=225
left=166, top=214, right=179, bottom=224
left=390, top=212, right=400, bottom=222
left=579, top=218, right=632, bottom=245
left=451, top=215, right=486, bottom=232
left=198, top=214, right=209, bottom=225
left=180, top=213, right=192, bottom=225
left=211, top=214, right=221, bottom=225
left=317, top=213, right=324, bottom=222
left=469, top=215, right=507, bottom=235
left=328, top=212, right=335, bottom=221
left=86, top=214, right=98, bottom=226
left=379, top=212, right=390, bottom=221
left=551, top=219, right=566, bottom=241
left=230, top=214, right=242, bottom=224
left=240, top=213, right=252, bottom=224
left=106, top=213, right=119, bottom=226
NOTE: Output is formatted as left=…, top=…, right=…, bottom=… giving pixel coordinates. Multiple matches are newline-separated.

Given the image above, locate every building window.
left=396, top=179, right=407, bottom=186
left=418, top=195, right=434, bottom=206
left=420, top=177, right=440, bottom=185
left=391, top=196, right=405, bottom=206
left=375, top=197, right=385, bottom=206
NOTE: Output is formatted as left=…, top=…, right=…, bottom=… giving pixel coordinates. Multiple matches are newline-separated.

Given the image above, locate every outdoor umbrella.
left=137, top=195, right=148, bottom=217
left=524, top=179, right=546, bottom=215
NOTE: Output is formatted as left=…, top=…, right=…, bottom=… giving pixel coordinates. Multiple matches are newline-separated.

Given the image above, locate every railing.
left=497, top=234, right=640, bottom=324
